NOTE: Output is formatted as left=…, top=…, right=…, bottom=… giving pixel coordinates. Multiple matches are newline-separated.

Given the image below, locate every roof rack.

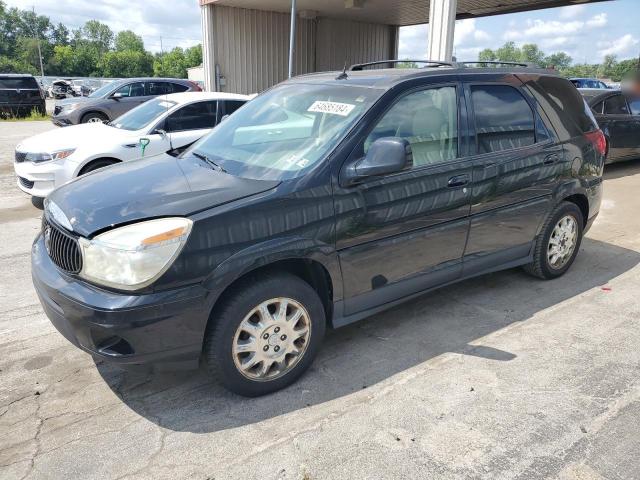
left=458, top=61, right=539, bottom=68
left=349, top=59, right=456, bottom=71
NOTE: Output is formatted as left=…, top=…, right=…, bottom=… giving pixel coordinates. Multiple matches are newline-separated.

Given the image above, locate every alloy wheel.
left=232, top=297, right=311, bottom=381
left=547, top=214, right=578, bottom=269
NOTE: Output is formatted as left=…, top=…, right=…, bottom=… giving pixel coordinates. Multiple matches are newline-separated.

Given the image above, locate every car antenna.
left=336, top=61, right=348, bottom=80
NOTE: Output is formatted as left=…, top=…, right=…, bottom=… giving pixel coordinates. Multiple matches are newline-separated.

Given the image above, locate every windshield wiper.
left=192, top=151, right=227, bottom=173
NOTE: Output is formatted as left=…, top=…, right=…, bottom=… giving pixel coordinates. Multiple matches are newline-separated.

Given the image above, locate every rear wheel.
left=203, top=272, right=326, bottom=396
left=524, top=201, right=583, bottom=279
left=81, top=112, right=107, bottom=124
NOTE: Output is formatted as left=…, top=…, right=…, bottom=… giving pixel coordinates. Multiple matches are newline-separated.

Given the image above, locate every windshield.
left=89, top=82, right=117, bottom=98
left=185, top=83, right=379, bottom=180
left=111, top=98, right=176, bottom=131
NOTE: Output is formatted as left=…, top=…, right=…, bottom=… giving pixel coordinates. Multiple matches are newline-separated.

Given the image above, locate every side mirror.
left=111, top=92, right=123, bottom=100
left=153, top=128, right=167, bottom=138
left=343, top=137, right=411, bottom=185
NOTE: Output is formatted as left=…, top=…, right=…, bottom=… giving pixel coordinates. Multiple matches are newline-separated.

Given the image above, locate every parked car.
left=570, top=78, right=610, bottom=89
left=15, top=91, right=249, bottom=200
left=49, top=79, right=75, bottom=99
left=32, top=62, right=605, bottom=396
left=0, top=74, right=46, bottom=118
left=585, top=89, right=640, bottom=164
left=51, top=78, right=201, bottom=126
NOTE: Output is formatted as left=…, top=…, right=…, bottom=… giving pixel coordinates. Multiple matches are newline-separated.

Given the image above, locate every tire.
left=78, top=159, right=118, bottom=176
left=524, top=201, right=584, bottom=279
left=81, top=112, right=108, bottom=124
left=203, top=272, right=326, bottom=396
left=31, top=196, right=45, bottom=209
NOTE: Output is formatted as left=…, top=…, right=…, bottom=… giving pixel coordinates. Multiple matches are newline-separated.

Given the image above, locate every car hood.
left=47, top=153, right=280, bottom=238
left=17, top=123, right=136, bottom=153
left=55, top=96, right=93, bottom=107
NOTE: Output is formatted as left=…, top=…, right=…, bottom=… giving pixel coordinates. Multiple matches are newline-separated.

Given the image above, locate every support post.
left=288, top=0, right=297, bottom=78
left=427, top=0, right=457, bottom=62
left=201, top=3, right=217, bottom=91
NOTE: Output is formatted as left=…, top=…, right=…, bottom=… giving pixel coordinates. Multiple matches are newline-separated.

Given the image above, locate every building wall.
left=212, top=5, right=315, bottom=94
left=315, top=18, right=398, bottom=72
left=210, top=5, right=398, bottom=94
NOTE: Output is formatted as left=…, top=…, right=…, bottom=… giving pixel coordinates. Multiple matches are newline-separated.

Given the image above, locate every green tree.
left=495, top=41, right=521, bottom=62
left=478, top=48, right=496, bottom=62
left=153, top=47, right=188, bottom=78
left=598, top=54, right=617, bottom=78
left=99, top=50, right=153, bottom=77
left=114, top=30, right=145, bottom=53
left=520, top=44, right=545, bottom=66
left=82, top=20, right=113, bottom=54
left=544, top=52, right=572, bottom=70
left=50, top=23, right=69, bottom=46
left=185, top=44, right=202, bottom=68
left=0, top=54, right=37, bottom=74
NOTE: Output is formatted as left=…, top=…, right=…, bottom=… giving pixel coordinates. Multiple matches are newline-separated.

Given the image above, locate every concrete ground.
left=1, top=120, right=639, bottom=480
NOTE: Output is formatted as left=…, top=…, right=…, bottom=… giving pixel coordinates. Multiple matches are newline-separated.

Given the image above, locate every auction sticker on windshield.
left=308, top=101, right=355, bottom=116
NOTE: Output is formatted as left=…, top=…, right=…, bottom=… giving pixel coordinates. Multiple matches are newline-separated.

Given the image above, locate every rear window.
left=0, top=77, right=39, bottom=89
left=171, top=83, right=189, bottom=93
left=521, top=76, right=598, bottom=139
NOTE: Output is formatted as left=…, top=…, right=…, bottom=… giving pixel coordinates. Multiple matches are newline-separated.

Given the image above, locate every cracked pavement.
left=1, top=121, right=639, bottom=480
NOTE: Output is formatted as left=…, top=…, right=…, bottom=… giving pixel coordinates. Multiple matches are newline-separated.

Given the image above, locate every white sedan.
left=14, top=91, right=250, bottom=199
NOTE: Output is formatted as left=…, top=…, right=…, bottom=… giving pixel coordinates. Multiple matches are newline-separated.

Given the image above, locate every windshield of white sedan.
left=186, top=84, right=379, bottom=180
left=111, top=98, right=177, bottom=131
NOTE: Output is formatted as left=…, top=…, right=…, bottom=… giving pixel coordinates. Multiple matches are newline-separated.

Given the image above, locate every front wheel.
left=81, top=112, right=107, bottom=124
left=203, top=273, right=326, bottom=396
left=524, top=201, right=584, bottom=279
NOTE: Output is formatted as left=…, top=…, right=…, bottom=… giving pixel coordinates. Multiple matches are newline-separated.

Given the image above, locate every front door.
left=334, top=84, right=472, bottom=316
left=165, top=100, right=219, bottom=154
left=110, top=82, right=148, bottom=118
left=462, top=81, right=565, bottom=275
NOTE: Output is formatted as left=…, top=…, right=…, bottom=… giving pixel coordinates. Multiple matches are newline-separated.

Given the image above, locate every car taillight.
left=584, top=129, right=607, bottom=157
left=189, top=81, right=202, bottom=92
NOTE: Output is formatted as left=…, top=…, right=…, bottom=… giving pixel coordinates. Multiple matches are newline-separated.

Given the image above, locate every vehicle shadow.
left=96, top=237, right=640, bottom=433
left=604, top=159, right=640, bottom=181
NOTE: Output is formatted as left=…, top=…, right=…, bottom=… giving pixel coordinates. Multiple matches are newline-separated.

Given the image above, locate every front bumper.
left=31, top=234, right=211, bottom=369
left=13, top=159, right=74, bottom=198
left=51, top=109, right=80, bottom=126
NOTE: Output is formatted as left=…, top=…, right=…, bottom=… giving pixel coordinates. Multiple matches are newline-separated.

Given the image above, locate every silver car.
left=51, top=78, right=201, bottom=126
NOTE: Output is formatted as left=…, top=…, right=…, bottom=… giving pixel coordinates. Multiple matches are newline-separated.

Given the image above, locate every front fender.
left=202, top=236, right=343, bottom=306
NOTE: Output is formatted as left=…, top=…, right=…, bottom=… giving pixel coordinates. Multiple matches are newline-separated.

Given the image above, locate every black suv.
left=0, top=74, right=46, bottom=118
left=32, top=61, right=605, bottom=396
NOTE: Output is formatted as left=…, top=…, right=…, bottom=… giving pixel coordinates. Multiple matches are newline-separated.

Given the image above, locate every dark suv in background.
left=32, top=61, right=605, bottom=396
left=51, top=77, right=201, bottom=126
left=0, top=74, right=46, bottom=118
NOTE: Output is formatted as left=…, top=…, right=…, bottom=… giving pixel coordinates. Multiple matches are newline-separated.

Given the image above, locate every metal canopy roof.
left=200, top=0, right=611, bottom=26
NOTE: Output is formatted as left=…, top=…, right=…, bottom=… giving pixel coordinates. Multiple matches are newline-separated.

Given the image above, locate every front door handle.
left=447, top=174, right=470, bottom=188
left=543, top=154, right=559, bottom=165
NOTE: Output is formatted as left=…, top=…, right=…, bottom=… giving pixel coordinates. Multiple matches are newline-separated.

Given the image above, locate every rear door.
left=598, top=93, right=636, bottom=161
left=626, top=96, right=640, bottom=158
left=462, top=78, right=564, bottom=274
left=334, top=82, right=473, bottom=315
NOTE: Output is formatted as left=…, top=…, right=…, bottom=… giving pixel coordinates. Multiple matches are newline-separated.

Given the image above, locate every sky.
left=5, top=0, right=640, bottom=63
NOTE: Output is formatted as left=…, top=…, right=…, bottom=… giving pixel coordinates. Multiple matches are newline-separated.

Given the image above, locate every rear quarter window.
left=520, top=75, right=598, bottom=140
left=0, top=77, right=39, bottom=89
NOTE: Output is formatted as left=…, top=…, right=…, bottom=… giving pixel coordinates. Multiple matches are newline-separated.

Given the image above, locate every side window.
left=625, top=96, right=640, bottom=116
left=165, top=101, right=217, bottom=132
left=365, top=86, right=458, bottom=167
left=115, top=82, right=145, bottom=97
left=171, top=83, right=189, bottom=93
left=604, top=95, right=630, bottom=115
left=147, top=82, right=172, bottom=96
left=224, top=100, right=246, bottom=116
left=592, top=101, right=604, bottom=114
left=471, top=85, right=535, bottom=154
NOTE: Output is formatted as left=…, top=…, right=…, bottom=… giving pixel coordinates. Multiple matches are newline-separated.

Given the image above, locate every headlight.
left=60, top=104, right=78, bottom=112
left=26, top=149, right=75, bottom=163
left=78, top=217, right=193, bottom=290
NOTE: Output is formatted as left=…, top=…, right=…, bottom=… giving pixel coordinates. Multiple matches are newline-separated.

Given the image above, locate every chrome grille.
left=42, top=217, right=83, bottom=274
left=14, top=151, right=27, bottom=163
left=18, top=176, right=34, bottom=189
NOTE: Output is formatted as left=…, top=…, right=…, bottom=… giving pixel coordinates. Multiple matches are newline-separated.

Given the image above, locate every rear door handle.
left=543, top=154, right=559, bottom=165
left=447, top=174, right=470, bottom=188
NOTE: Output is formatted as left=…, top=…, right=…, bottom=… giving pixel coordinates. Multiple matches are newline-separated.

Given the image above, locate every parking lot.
left=1, top=120, right=639, bottom=479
